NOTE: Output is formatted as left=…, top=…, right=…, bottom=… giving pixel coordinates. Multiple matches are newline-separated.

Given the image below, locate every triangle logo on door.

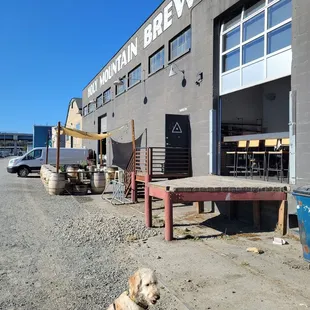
left=172, top=122, right=182, bottom=134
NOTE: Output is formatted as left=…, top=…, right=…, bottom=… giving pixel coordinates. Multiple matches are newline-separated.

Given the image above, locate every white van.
left=7, top=147, right=89, bottom=177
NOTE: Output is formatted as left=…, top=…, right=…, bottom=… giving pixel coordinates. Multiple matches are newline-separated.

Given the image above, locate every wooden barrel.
left=48, top=173, right=66, bottom=195
left=91, top=172, right=106, bottom=194
left=41, top=165, right=48, bottom=180
left=67, top=165, right=79, bottom=178
left=41, top=166, right=48, bottom=187
left=40, top=166, right=45, bottom=180
left=45, top=170, right=52, bottom=188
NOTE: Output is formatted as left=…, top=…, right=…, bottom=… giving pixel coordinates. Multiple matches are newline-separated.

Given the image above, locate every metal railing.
left=135, top=147, right=191, bottom=178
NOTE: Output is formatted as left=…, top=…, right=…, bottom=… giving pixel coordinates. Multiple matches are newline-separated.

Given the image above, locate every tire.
left=18, top=167, right=30, bottom=178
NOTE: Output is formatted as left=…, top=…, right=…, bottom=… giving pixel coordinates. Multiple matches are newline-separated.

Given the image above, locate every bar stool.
left=275, top=138, right=290, bottom=182
left=235, top=140, right=248, bottom=177
left=266, top=138, right=288, bottom=182
left=248, top=140, right=265, bottom=179
left=225, top=143, right=237, bottom=176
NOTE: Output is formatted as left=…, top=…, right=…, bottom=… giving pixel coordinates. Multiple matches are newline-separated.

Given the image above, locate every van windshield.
left=24, top=149, right=42, bottom=161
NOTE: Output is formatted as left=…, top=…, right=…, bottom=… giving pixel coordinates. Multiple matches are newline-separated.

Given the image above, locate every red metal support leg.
left=145, top=174, right=152, bottom=228
left=131, top=172, right=137, bottom=203
left=164, top=191, right=173, bottom=241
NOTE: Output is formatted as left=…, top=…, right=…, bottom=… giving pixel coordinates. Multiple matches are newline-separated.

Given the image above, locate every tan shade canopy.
left=58, top=124, right=127, bottom=141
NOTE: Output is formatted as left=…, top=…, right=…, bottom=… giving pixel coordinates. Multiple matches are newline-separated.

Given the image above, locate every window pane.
left=186, top=28, right=191, bottom=48
left=169, top=28, right=191, bottom=60
left=267, top=22, right=291, bottom=54
left=103, top=88, right=111, bottom=103
left=129, top=65, right=141, bottom=87
left=223, top=27, right=240, bottom=51
left=268, top=0, right=292, bottom=28
left=150, top=48, right=164, bottom=73
left=242, top=36, right=264, bottom=64
left=244, top=0, right=265, bottom=18
left=116, top=78, right=126, bottom=95
left=223, top=14, right=241, bottom=31
left=223, top=49, right=240, bottom=72
left=89, top=102, right=95, bottom=112
left=96, top=94, right=103, bottom=108
left=243, top=12, right=264, bottom=41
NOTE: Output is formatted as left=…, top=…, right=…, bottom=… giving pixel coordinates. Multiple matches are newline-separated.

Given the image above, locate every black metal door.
left=165, top=114, right=190, bottom=175
left=98, top=115, right=107, bottom=165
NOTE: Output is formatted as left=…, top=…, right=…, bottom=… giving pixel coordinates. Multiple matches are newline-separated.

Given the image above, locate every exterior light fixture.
left=168, top=63, right=185, bottom=78
left=195, top=72, right=204, bottom=86
left=113, top=78, right=124, bottom=86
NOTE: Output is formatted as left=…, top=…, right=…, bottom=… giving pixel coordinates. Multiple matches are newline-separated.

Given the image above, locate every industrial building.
left=0, top=132, right=33, bottom=156
left=64, top=98, right=83, bottom=148
left=80, top=0, right=308, bottom=230
left=34, top=125, right=65, bottom=149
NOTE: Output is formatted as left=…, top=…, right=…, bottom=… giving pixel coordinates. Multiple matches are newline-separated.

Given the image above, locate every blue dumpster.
left=292, top=186, right=310, bottom=262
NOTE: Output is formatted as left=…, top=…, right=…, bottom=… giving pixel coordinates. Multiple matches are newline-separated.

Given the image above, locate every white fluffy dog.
left=107, top=268, right=160, bottom=310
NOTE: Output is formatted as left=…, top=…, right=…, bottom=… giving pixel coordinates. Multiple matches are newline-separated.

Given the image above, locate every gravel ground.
left=0, top=159, right=177, bottom=310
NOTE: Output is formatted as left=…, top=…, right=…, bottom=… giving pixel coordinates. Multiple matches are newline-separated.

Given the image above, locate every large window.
left=115, top=76, right=126, bottom=95
left=149, top=47, right=165, bottom=74
left=83, top=105, right=88, bottom=116
left=88, top=101, right=96, bottom=113
left=128, top=65, right=141, bottom=88
left=96, top=94, right=103, bottom=108
left=221, top=0, right=292, bottom=73
left=169, top=27, right=191, bottom=60
left=103, top=88, right=111, bottom=104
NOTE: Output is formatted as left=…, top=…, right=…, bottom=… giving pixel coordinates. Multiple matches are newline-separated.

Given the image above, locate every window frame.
left=149, top=46, right=165, bottom=75
left=128, top=64, right=142, bottom=88
left=220, top=0, right=292, bottom=76
left=88, top=101, right=96, bottom=113
left=83, top=105, right=88, bottom=116
left=168, top=26, right=192, bottom=62
left=115, top=76, right=126, bottom=96
left=96, top=94, right=103, bottom=108
left=103, top=88, right=111, bottom=104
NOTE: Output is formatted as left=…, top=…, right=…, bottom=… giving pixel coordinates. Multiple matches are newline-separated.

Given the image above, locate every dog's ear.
left=128, top=271, right=141, bottom=299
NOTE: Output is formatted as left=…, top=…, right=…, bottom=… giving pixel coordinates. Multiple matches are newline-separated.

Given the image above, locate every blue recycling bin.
left=292, top=186, right=310, bottom=262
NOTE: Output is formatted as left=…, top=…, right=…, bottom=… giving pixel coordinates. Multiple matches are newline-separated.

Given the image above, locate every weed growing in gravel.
left=126, top=234, right=138, bottom=242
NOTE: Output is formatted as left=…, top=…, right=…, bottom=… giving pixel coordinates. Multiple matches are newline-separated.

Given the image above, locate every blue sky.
left=0, top=0, right=163, bottom=133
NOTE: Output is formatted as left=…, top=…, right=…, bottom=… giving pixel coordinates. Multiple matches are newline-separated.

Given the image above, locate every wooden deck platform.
left=145, top=175, right=289, bottom=241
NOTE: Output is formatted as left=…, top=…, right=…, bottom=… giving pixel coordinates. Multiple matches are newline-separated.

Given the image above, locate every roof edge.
left=82, top=0, right=166, bottom=91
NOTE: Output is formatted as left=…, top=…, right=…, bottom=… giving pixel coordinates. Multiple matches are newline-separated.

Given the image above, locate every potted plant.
left=79, top=160, right=88, bottom=170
